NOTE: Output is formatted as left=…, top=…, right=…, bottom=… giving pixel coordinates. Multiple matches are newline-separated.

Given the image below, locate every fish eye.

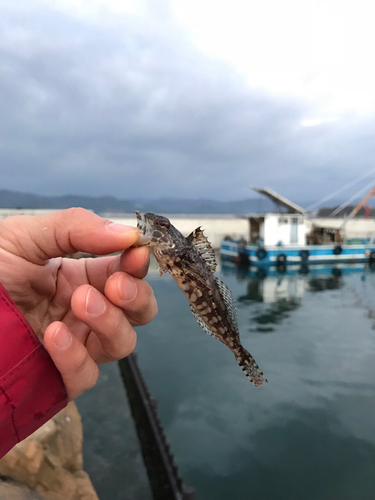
left=157, top=218, right=170, bottom=229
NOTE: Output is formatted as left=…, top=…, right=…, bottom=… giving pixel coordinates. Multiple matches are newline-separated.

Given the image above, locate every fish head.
left=134, top=211, right=183, bottom=251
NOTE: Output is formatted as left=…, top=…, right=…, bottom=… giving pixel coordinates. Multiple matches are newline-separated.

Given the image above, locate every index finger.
left=1, top=207, right=140, bottom=264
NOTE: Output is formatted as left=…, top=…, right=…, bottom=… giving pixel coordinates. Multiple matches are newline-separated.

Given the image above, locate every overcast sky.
left=1, top=0, right=375, bottom=205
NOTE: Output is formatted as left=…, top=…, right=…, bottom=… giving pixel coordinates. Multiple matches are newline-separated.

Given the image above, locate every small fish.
left=135, top=211, right=267, bottom=387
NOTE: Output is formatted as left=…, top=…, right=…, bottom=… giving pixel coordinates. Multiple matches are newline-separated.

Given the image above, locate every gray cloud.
left=1, top=0, right=375, bottom=205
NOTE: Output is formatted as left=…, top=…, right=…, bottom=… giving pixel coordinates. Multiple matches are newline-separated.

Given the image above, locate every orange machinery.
left=341, top=187, right=375, bottom=238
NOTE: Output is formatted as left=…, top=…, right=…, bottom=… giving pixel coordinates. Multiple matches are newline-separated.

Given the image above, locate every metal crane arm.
left=349, top=187, right=375, bottom=218
left=341, top=187, right=375, bottom=230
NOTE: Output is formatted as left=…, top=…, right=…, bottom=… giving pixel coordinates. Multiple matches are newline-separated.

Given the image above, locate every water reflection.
left=250, top=297, right=302, bottom=333
left=139, top=261, right=375, bottom=500
left=79, top=259, right=375, bottom=500
left=237, top=274, right=306, bottom=304
left=187, top=399, right=375, bottom=500
left=308, top=273, right=343, bottom=292
left=223, top=262, right=372, bottom=333
left=221, top=261, right=370, bottom=279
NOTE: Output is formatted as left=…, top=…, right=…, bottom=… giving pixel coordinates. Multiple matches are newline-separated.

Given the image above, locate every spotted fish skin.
left=135, top=211, right=267, bottom=387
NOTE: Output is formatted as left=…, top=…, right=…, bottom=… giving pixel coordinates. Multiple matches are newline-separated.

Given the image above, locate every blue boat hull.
left=221, top=241, right=375, bottom=267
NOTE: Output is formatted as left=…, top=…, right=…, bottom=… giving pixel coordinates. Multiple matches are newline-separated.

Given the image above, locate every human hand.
left=0, top=208, right=157, bottom=399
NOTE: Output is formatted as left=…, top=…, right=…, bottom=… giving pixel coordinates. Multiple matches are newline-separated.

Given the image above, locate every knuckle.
left=107, top=258, right=120, bottom=277
left=65, top=207, right=87, bottom=220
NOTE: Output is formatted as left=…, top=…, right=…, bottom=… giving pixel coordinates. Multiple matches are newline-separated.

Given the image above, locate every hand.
left=0, top=208, right=157, bottom=399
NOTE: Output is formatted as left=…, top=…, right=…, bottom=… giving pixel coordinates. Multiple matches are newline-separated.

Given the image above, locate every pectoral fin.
left=190, top=306, right=224, bottom=343
left=215, top=277, right=240, bottom=341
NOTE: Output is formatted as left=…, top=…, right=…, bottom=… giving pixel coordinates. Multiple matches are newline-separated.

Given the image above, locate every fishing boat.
left=220, top=187, right=375, bottom=267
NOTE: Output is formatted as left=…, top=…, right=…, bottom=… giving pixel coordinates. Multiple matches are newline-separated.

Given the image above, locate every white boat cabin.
left=248, top=187, right=307, bottom=247
left=248, top=213, right=306, bottom=246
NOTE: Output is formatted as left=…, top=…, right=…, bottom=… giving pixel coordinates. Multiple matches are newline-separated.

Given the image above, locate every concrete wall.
left=1, top=208, right=373, bottom=246
left=0, top=209, right=60, bottom=219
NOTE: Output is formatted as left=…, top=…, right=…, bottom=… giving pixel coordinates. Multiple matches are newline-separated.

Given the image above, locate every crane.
left=341, top=187, right=375, bottom=240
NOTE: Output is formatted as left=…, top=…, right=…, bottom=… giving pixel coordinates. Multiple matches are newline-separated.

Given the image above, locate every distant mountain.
left=0, top=190, right=134, bottom=213
left=0, top=189, right=275, bottom=214
left=2, top=189, right=374, bottom=215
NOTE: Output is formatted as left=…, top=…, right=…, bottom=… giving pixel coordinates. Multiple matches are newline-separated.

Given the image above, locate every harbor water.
left=78, top=259, right=375, bottom=500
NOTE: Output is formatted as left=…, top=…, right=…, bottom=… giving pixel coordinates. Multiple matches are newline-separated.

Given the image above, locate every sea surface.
left=78, top=259, right=375, bottom=500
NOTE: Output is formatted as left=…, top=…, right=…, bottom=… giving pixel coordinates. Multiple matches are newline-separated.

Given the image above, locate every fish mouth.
left=134, top=211, right=152, bottom=246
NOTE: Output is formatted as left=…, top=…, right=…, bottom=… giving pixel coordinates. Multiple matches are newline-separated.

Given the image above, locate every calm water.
left=80, top=261, right=375, bottom=500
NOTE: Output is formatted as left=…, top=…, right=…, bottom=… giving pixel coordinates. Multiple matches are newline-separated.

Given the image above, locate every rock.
left=48, top=403, right=83, bottom=472
left=72, top=471, right=98, bottom=500
left=23, top=441, right=44, bottom=475
left=31, top=420, right=58, bottom=444
left=0, top=402, right=98, bottom=500
left=0, top=478, right=44, bottom=499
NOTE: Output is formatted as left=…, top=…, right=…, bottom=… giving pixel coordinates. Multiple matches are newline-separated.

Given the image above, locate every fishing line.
left=330, top=177, right=375, bottom=217
left=306, top=168, right=375, bottom=212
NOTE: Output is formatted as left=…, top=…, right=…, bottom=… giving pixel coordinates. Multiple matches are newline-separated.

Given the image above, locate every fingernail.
left=118, top=274, right=137, bottom=302
left=86, top=288, right=107, bottom=316
left=107, top=223, right=139, bottom=235
left=54, top=325, right=72, bottom=350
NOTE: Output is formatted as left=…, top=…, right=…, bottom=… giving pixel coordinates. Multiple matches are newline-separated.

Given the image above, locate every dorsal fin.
left=187, top=227, right=217, bottom=273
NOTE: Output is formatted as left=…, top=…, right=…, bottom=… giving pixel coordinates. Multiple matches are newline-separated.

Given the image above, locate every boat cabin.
left=248, top=213, right=306, bottom=246
left=247, top=187, right=307, bottom=247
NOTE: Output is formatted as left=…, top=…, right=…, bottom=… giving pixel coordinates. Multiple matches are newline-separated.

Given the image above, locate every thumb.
left=44, top=322, right=99, bottom=400
left=1, top=207, right=139, bottom=263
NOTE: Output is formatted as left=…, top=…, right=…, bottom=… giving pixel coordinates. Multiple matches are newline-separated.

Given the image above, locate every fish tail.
left=233, top=345, right=267, bottom=387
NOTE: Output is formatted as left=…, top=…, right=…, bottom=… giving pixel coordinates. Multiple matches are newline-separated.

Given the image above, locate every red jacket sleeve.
left=0, top=283, right=68, bottom=458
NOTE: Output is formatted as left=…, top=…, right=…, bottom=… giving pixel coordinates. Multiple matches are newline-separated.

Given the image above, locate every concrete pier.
left=105, top=214, right=248, bottom=249
left=1, top=209, right=374, bottom=247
